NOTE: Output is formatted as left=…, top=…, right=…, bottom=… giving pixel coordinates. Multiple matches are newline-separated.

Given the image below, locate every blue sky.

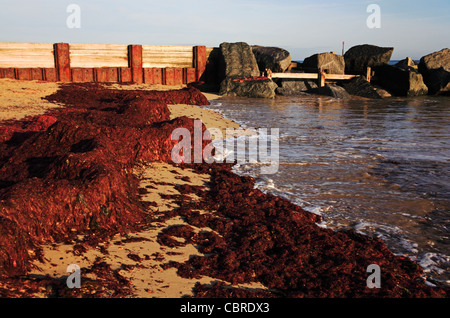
left=0, top=0, right=449, bottom=60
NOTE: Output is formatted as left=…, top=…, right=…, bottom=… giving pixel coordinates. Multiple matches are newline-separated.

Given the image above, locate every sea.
left=203, top=91, right=450, bottom=287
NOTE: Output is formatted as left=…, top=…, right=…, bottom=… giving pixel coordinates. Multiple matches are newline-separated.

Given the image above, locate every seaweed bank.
left=0, top=79, right=448, bottom=298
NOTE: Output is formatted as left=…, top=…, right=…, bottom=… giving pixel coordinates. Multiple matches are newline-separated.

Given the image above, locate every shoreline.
left=0, top=79, right=448, bottom=298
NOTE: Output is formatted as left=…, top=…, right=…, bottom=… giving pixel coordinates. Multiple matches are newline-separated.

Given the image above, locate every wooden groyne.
left=0, top=42, right=215, bottom=85
left=269, top=67, right=372, bottom=87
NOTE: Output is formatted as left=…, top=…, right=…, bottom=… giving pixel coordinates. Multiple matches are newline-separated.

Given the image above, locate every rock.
left=275, top=79, right=318, bottom=96
left=344, top=44, right=394, bottom=74
left=373, top=64, right=428, bottom=97
left=251, top=46, right=292, bottom=73
left=309, top=84, right=350, bottom=99
left=341, top=76, right=384, bottom=99
left=395, top=57, right=418, bottom=71
left=219, top=76, right=278, bottom=98
left=418, top=48, right=450, bottom=95
left=302, top=52, right=345, bottom=74
left=219, top=42, right=261, bottom=78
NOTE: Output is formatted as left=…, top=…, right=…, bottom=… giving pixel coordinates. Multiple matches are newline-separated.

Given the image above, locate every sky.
left=0, top=0, right=449, bottom=60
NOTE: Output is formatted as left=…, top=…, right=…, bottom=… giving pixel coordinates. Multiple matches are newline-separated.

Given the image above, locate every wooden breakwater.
left=0, top=42, right=215, bottom=85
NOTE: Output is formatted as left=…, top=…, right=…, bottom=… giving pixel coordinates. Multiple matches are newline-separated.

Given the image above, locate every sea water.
left=204, top=94, right=450, bottom=286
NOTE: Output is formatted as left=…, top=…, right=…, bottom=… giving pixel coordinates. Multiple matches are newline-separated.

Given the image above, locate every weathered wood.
left=184, top=67, right=196, bottom=84
left=128, top=45, right=143, bottom=83
left=194, top=46, right=207, bottom=81
left=142, top=45, right=193, bottom=68
left=318, top=68, right=326, bottom=87
left=69, top=43, right=128, bottom=68
left=271, top=73, right=318, bottom=79
left=143, top=68, right=163, bottom=85
left=43, top=68, right=58, bottom=82
left=271, top=72, right=359, bottom=80
left=0, top=42, right=55, bottom=68
left=54, top=43, right=71, bottom=82
left=119, top=67, right=132, bottom=83
left=366, top=67, right=372, bottom=82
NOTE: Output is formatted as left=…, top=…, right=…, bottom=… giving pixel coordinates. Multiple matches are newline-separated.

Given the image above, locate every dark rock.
left=341, top=76, right=384, bottom=99
left=395, top=57, right=418, bottom=71
left=418, top=48, right=450, bottom=95
left=302, top=52, right=345, bottom=74
left=219, top=42, right=261, bottom=78
left=219, top=76, right=278, bottom=98
left=373, top=64, right=428, bottom=97
left=344, top=44, right=394, bottom=74
left=309, top=84, right=350, bottom=99
left=251, top=46, right=292, bottom=73
left=275, top=79, right=318, bottom=96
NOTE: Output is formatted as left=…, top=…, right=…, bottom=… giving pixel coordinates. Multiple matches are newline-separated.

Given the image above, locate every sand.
left=0, top=79, right=263, bottom=297
left=0, top=79, right=62, bottom=121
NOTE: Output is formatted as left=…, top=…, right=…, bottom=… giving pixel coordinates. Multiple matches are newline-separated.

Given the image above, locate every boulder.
left=341, top=76, right=384, bottom=99
left=275, top=79, right=318, bottom=96
left=309, top=84, right=350, bottom=99
left=344, top=44, right=394, bottom=74
left=373, top=64, right=428, bottom=97
left=395, top=57, right=418, bottom=71
left=252, top=46, right=292, bottom=73
left=219, top=42, right=261, bottom=78
left=302, top=52, right=345, bottom=74
left=219, top=77, right=278, bottom=99
left=418, top=48, right=450, bottom=95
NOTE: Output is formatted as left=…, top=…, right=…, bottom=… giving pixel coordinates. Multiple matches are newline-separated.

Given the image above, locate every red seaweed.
left=0, top=82, right=448, bottom=298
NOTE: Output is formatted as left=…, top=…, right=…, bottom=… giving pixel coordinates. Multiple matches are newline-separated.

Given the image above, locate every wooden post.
left=317, top=68, right=325, bottom=87
left=193, top=46, right=206, bottom=82
left=54, top=43, right=71, bottom=82
left=366, top=67, right=372, bottom=82
left=128, top=45, right=143, bottom=83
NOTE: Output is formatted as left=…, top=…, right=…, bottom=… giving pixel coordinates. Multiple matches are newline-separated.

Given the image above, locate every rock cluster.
left=212, top=42, right=448, bottom=99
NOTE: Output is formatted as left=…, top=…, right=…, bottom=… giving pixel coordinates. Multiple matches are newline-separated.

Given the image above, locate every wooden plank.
left=71, top=68, right=84, bottom=82
left=271, top=72, right=359, bottom=81
left=325, top=74, right=359, bottom=80
left=164, top=68, right=175, bottom=85
left=173, top=67, right=183, bottom=85
left=0, top=42, right=55, bottom=68
left=31, top=68, right=43, bottom=80
left=43, top=68, right=57, bottom=81
left=16, top=68, right=32, bottom=80
left=69, top=43, right=128, bottom=68
left=142, top=45, right=193, bottom=68
left=120, top=67, right=132, bottom=83
left=271, top=73, right=318, bottom=79
left=2, top=68, right=16, bottom=79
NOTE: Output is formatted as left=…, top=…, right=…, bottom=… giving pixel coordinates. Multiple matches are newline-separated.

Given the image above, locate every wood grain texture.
left=69, top=43, right=128, bottom=68
left=0, top=42, right=55, bottom=68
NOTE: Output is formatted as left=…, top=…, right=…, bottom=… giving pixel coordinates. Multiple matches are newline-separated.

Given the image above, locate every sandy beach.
left=0, top=79, right=262, bottom=297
